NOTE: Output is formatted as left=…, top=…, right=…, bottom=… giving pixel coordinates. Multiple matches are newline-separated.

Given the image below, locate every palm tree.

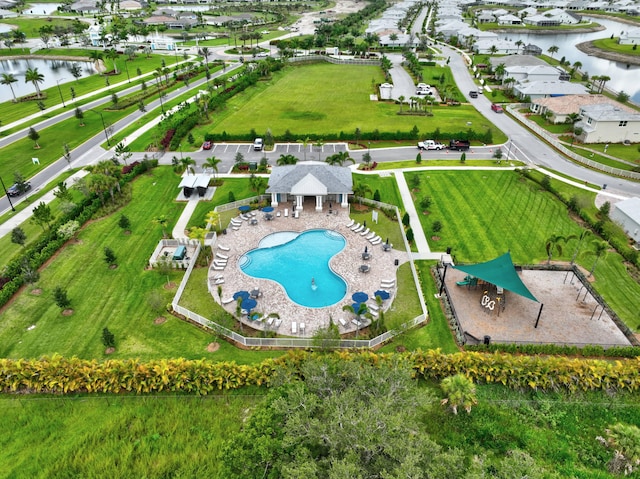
left=352, top=182, right=372, bottom=204
left=88, top=49, right=103, bottom=64
left=515, top=39, right=523, bottom=53
left=570, top=230, right=592, bottom=264
left=1, top=73, right=18, bottom=102
left=200, top=46, right=210, bottom=67
left=104, top=48, right=119, bottom=74
left=204, top=155, right=221, bottom=178
left=277, top=154, right=298, bottom=165
left=494, top=63, right=506, bottom=81
left=598, top=75, right=611, bottom=93
left=25, top=67, right=44, bottom=98
left=298, top=137, right=311, bottom=161
left=440, top=374, right=477, bottom=415
left=180, top=157, right=196, bottom=175
left=587, top=240, right=608, bottom=278
left=547, top=45, right=559, bottom=58
left=326, top=151, right=354, bottom=166
left=545, top=234, right=575, bottom=264
left=398, top=95, right=405, bottom=113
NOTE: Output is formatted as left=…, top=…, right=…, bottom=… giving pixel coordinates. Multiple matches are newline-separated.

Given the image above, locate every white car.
left=253, top=138, right=264, bottom=151
left=256, top=52, right=269, bottom=58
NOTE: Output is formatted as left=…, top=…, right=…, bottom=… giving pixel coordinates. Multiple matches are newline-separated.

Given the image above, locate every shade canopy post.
left=534, top=303, right=544, bottom=328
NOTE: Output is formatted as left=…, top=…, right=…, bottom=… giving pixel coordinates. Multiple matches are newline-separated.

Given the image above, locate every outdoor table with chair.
left=359, top=264, right=370, bottom=273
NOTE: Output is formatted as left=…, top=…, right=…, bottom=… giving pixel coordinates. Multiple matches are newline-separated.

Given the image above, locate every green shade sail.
left=452, top=252, right=538, bottom=303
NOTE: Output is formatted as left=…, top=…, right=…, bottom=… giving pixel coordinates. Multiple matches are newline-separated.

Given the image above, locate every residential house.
left=474, top=38, right=519, bottom=54
left=476, top=11, right=497, bottom=23
left=379, top=33, right=419, bottom=48
left=619, top=28, right=640, bottom=45
left=519, top=7, right=537, bottom=17
left=87, top=23, right=104, bottom=47
left=575, top=103, right=640, bottom=143
left=530, top=94, right=633, bottom=123
left=513, top=80, right=588, bottom=100
left=503, top=64, right=566, bottom=83
left=498, top=14, right=523, bottom=25
left=0, top=8, right=18, bottom=18
left=523, top=9, right=581, bottom=26
left=611, top=197, right=640, bottom=247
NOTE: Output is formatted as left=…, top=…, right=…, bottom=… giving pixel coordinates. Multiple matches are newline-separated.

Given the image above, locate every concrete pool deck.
left=208, top=202, right=410, bottom=337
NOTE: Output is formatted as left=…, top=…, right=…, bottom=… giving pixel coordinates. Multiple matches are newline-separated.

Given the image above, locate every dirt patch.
left=431, top=236, right=441, bottom=241
left=154, top=316, right=167, bottom=325
left=105, top=347, right=115, bottom=355
left=352, top=203, right=369, bottom=212
left=62, top=309, right=74, bottom=316
left=30, top=288, right=42, bottom=296
left=395, top=345, right=406, bottom=352
left=422, top=211, right=431, bottom=215
left=123, top=230, right=131, bottom=235
left=207, top=342, right=220, bottom=353
left=163, top=281, right=177, bottom=290
left=109, top=264, right=118, bottom=270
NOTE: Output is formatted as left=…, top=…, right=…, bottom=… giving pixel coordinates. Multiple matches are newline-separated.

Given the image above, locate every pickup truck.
left=417, top=140, right=445, bottom=150
left=449, top=139, right=471, bottom=151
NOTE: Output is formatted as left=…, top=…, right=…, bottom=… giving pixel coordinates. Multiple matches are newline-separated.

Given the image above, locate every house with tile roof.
left=530, top=94, right=635, bottom=123
left=513, top=80, right=588, bottom=100
left=266, top=162, right=353, bottom=211
left=575, top=103, right=640, bottom=143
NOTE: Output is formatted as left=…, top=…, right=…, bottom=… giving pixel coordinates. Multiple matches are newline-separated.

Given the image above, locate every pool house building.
left=266, top=161, right=353, bottom=212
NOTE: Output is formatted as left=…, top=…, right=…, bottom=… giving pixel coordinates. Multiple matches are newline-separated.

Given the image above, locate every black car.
left=469, top=90, right=478, bottom=98
left=7, top=182, right=31, bottom=197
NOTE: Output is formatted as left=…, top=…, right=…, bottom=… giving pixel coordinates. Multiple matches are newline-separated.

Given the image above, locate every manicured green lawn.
left=592, top=36, right=640, bottom=56
left=195, top=62, right=502, bottom=140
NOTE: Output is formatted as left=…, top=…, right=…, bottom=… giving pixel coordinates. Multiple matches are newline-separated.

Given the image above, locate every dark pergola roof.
left=452, top=252, right=538, bottom=303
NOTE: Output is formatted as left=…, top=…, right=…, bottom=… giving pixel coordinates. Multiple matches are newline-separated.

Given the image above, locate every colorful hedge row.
left=2, top=350, right=640, bottom=396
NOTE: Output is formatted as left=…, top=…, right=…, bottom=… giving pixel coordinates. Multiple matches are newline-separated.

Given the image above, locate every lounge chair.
left=299, top=323, right=305, bottom=333
left=267, top=317, right=275, bottom=326
left=218, top=244, right=230, bottom=251
left=232, top=226, right=240, bottom=231
left=276, top=211, right=281, bottom=217
left=371, top=238, right=382, bottom=245
left=351, top=223, right=361, bottom=231
left=370, top=311, right=379, bottom=319
left=274, top=318, right=282, bottom=328
left=338, top=318, right=347, bottom=327
left=366, top=232, right=376, bottom=240
left=213, top=274, right=223, bottom=280
left=216, top=253, right=228, bottom=260
left=346, top=219, right=354, bottom=228
left=214, top=278, right=225, bottom=285
left=213, top=260, right=227, bottom=266
left=284, top=208, right=289, bottom=217
left=292, top=321, right=297, bottom=334
left=294, top=210, right=299, bottom=219
left=360, top=228, right=370, bottom=236
left=352, top=319, right=362, bottom=327
left=213, top=265, right=225, bottom=271
left=353, top=225, right=364, bottom=233
left=368, top=304, right=379, bottom=311
left=221, top=297, right=234, bottom=305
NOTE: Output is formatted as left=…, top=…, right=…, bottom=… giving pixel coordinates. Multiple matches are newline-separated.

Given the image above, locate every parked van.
left=253, top=138, right=264, bottom=151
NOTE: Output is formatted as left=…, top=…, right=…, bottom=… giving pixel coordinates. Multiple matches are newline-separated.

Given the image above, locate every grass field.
left=193, top=62, right=503, bottom=141
left=2, top=383, right=640, bottom=478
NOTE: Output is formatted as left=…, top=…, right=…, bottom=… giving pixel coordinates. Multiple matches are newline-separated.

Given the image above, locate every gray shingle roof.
left=266, top=161, right=353, bottom=195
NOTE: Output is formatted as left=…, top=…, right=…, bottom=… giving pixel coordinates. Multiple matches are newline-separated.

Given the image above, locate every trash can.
left=222, top=229, right=227, bottom=235
left=483, top=335, right=491, bottom=345
left=603, top=184, right=607, bottom=190
left=394, top=259, right=399, bottom=266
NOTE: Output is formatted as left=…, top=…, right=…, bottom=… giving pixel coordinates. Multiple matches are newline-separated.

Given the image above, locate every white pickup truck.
left=417, top=140, right=445, bottom=150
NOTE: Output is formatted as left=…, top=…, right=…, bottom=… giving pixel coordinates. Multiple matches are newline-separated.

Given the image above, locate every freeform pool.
left=239, top=229, right=347, bottom=308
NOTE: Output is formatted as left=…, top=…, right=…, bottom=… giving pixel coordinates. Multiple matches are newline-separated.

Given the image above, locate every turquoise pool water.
left=239, top=229, right=347, bottom=308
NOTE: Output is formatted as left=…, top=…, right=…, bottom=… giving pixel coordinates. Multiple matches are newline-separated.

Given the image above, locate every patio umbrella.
left=233, top=290, right=250, bottom=300
left=238, top=205, right=251, bottom=212
left=241, top=298, right=257, bottom=311
left=352, top=291, right=368, bottom=303
left=262, top=206, right=274, bottom=212
left=364, top=246, right=368, bottom=253
left=374, top=290, right=390, bottom=301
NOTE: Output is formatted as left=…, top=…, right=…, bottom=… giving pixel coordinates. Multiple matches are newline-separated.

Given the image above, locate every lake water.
left=498, top=16, right=640, bottom=101
left=0, top=58, right=97, bottom=102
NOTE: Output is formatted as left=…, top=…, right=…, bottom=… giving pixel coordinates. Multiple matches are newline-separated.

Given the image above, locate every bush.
left=101, top=327, right=115, bottom=348
left=432, top=220, right=442, bottom=233
left=53, top=287, right=71, bottom=310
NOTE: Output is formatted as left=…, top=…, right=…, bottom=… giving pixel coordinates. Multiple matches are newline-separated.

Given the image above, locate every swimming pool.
left=239, top=229, right=347, bottom=308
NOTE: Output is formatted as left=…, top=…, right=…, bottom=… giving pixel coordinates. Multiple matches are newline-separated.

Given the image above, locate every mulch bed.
left=62, top=309, right=74, bottom=316
left=154, top=316, right=167, bottom=325
left=30, top=289, right=42, bottom=296
left=207, top=342, right=220, bottom=353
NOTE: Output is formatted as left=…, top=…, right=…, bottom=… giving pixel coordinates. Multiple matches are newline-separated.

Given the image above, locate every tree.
left=104, top=247, right=117, bottom=266
left=25, top=67, right=44, bottom=98
left=352, top=182, right=371, bottom=203
left=416, top=152, right=422, bottom=164
left=21, top=257, right=40, bottom=285
left=600, top=201, right=611, bottom=218
left=1, top=72, right=18, bottom=102
left=249, top=174, right=266, bottom=193
left=587, top=240, right=608, bottom=277
left=402, top=212, right=410, bottom=227
left=460, top=152, right=466, bottom=163
left=617, top=90, right=630, bottom=103
left=545, top=234, right=571, bottom=264
left=12, top=172, right=30, bottom=195
left=11, top=227, right=26, bottom=248
left=277, top=154, right=298, bottom=166
left=547, top=45, right=559, bottom=58
left=397, top=94, right=405, bottom=113
left=31, top=202, right=53, bottom=231
left=104, top=48, right=119, bottom=73
left=114, top=142, right=132, bottom=165
left=432, top=220, right=443, bottom=233
left=570, top=230, right=592, bottom=264
left=69, top=63, right=82, bottom=82
left=203, top=155, right=222, bottom=179
left=101, top=327, right=116, bottom=348
left=420, top=196, right=432, bottom=211
left=53, top=286, right=71, bottom=310
left=219, top=358, right=474, bottom=479
left=75, top=107, right=84, bottom=126
left=440, top=374, right=478, bottom=415
left=28, top=127, right=40, bottom=148
left=118, top=214, right=131, bottom=231
left=362, top=152, right=372, bottom=167
left=493, top=147, right=503, bottom=161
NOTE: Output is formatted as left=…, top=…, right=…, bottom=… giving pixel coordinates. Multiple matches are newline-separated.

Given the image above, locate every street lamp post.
left=0, top=175, right=16, bottom=212
left=56, top=77, right=66, bottom=107
left=123, top=60, right=130, bottom=83
left=368, top=141, right=371, bottom=156
left=89, top=109, right=111, bottom=146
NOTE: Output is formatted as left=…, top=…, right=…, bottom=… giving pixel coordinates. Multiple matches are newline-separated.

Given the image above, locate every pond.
left=0, top=57, right=97, bottom=103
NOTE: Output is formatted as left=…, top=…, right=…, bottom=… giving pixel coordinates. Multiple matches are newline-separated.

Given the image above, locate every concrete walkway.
left=172, top=197, right=201, bottom=240
left=394, top=171, right=444, bottom=260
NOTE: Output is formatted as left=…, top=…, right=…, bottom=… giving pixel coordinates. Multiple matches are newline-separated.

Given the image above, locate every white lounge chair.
left=213, top=274, right=223, bottom=280
left=221, top=297, right=234, bottom=305
left=218, top=244, right=230, bottom=251
left=213, top=265, right=225, bottom=271
left=284, top=208, right=289, bottom=217
left=214, top=279, right=225, bottom=285
left=346, top=219, right=354, bottom=228
left=299, top=323, right=305, bottom=333
left=360, top=228, right=370, bottom=236
left=352, top=319, right=362, bottom=327
left=338, top=318, right=347, bottom=327
left=213, top=261, right=227, bottom=267
left=276, top=211, right=281, bottom=217
left=232, top=226, right=240, bottom=231
left=366, top=232, right=376, bottom=240
left=274, top=319, right=282, bottom=328
left=369, top=304, right=379, bottom=311
left=351, top=223, right=361, bottom=231
left=291, top=321, right=297, bottom=334
left=267, top=317, right=274, bottom=326
left=353, top=225, right=364, bottom=233
left=371, top=238, right=382, bottom=245
left=216, top=253, right=228, bottom=260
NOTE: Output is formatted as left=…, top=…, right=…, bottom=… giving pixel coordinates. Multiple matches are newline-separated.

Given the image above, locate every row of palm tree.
left=1, top=67, right=45, bottom=102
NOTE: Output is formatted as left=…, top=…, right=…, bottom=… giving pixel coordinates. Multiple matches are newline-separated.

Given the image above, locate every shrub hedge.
left=3, top=350, right=640, bottom=395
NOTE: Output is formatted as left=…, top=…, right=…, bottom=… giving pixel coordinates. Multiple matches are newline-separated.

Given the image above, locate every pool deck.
left=209, top=203, right=409, bottom=337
